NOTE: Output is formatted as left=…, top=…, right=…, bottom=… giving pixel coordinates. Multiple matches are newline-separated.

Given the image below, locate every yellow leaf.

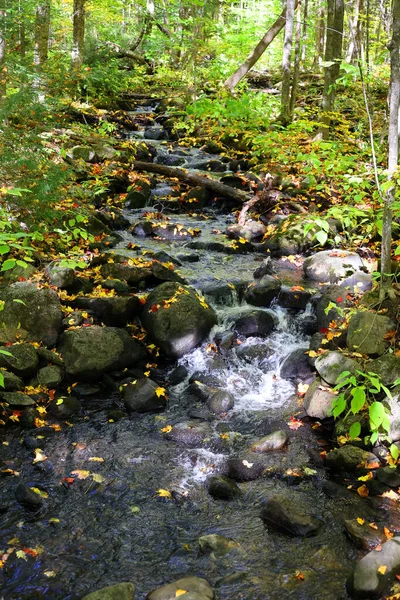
left=356, top=518, right=365, bottom=525
left=358, top=472, right=373, bottom=481
left=92, top=473, right=105, bottom=483
left=384, top=526, right=394, bottom=540
left=88, top=457, right=104, bottom=463
left=357, top=485, right=369, bottom=497
left=308, top=350, right=318, bottom=358
left=56, top=398, right=64, bottom=405
left=378, top=565, right=387, bottom=575
left=155, top=387, right=166, bottom=398
left=161, top=425, right=172, bottom=433
left=49, top=518, right=60, bottom=524
left=44, top=571, right=56, bottom=578
left=369, top=522, right=378, bottom=530
left=16, top=550, right=27, bottom=561
left=297, top=383, right=309, bottom=396
left=30, top=487, right=48, bottom=498
left=36, top=406, right=47, bottom=415
left=242, top=460, right=254, bottom=468
left=157, top=488, right=172, bottom=498
left=144, top=371, right=150, bottom=377
left=176, top=591, right=187, bottom=597
left=33, top=449, right=47, bottom=464
left=71, top=470, right=90, bottom=480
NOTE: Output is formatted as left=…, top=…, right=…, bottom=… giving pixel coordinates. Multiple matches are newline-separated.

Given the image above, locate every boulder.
left=278, top=286, right=313, bottom=310
left=1, top=392, right=36, bottom=406
left=58, top=326, right=145, bottom=380
left=280, top=347, right=313, bottom=381
left=45, top=261, right=75, bottom=289
left=226, top=456, right=266, bottom=482
left=235, top=342, right=273, bottom=364
left=209, top=390, right=235, bottom=414
left=208, top=475, right=242, bottom=500
left=37, top=365, right=64, bottom=388
left=347, top=537, right=400, bottom=599
left=260, top=494, right=322, bottom=537
left=303, top=377, right=336, bottom=420
left=81, top=582, right=136, bottom=600
left=314, top=351, right=360, bottom=386
left=123, top=378, right=167, bottom=412
left=199, top=534, right=238, bottom=556
left=244, top=275, right=281, bottom=307
left=165, top=422, right=212, bottom=447
left=344, top=518, right=386, bottom=551
left=141, top=283, right=217, bottom=358
left=146, top=577, right=214, bottom=600
left=49, top=395, right=80, bottom=418
left=233, top=310, right=276, bottom=338
left=100, top=260, right=152, bottom=286
left=315, top=285, right=352, bottom=330
left=325, top=445, right=379, bottom=473
left=69, top=145, right=96, bottom=162
left=347, top=311, right=395, bottom=356
left=15, top=483, right=43, bottom=508
left=73, top=296, right=141, bottom=327
left=251, top=430, right=288, bottom=453
left=226, top=222, right=266, bottom=241
left=0, top=343, right=39, bottom=377
left=368, top=355, right=400, bottom=386
left=304, top=250, right=365, bottom=283
left=1, top=370, right=24, bottom=391
left=0, top=282, right=62, bottom=347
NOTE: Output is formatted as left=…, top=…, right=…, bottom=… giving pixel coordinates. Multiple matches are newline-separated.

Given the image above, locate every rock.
left=200, top=281, right=237, bottom=306
left=368, top=355, right=400, bottom=386
left=208, top=475, right=242, bottom=500
left=325, top=445, right=379, bottom=473
left=2, top=264, right=37, bottom=284
left=168, top=365, right=188, bottom=385
left=260, top=494, right=321, bottom=537
left=280, top=347, right=313, bottom=381
left=37, top=365, right=63, bottom=388
left=303, top=377, right=336, bottom=420
left=49, top=396, right=80, bottom=418
left=344, top=519, right=386, bottom=551
left=81, top=582, right=136, bottom=600
left=146, top=576, right=214, bottom=600
left=1, top=392, right=35, bottom=406
left=251, top=430, right=288, bottom=453
left=315, top=285, right=352, bottom=330
left=235, top=342, right=273, bottom=363
left=100, top=260, right=152, bottom=286
left=141, top=283, right=217, bottom=358
left=0, top=282, right=62, bottom=347
left=92, top=143, right=120, bottom=162
left=123, top=378, right=166, bottom=413
left=0, top=343, right=39, bottom=377
left=314, top=351, right=360, bottom=386
left=73, top=296, right=141, bottom=327
left=347, top=537, right=400, bottom=599
left=278, top=286, right=313, bottom=310
left=376, top=466, right=400, bottom=487
left=20, top=407, right=40, bottom=428
left=233, top=310, right=276, bottom=338
left=15, top=483, right=43, bottom=508
left=165, top=422, right=212, bottom=447
left=226, top=456, right=266, bottom=482
left=2, top=370, right=24, bottom=391
left=347, top=311, right=395, bottom=356
left=36, top=347, right=64, bottom=367
left=151, top=261, right=186, bottom=284
left=244, top=275, right=281, bottom=307
left=226, top=222, right=266, bottom=242
left=70, top=145, right=96, bottom=162
left=126, top=181, right=151, bottom=209
left=186, top=381, right=215, bottom=402
left=304, top=250, right=365, bottom=283
left=144, top=126, right=167, bottom=141
left=103, top=279, right=130, bottom=294
left=209, top=390, right=234, bottom=414
left=45, top=261, right=75, bottom=289
left=58, top=326, right=145, bottom=380
left=199, top=534, right=238, bottom=556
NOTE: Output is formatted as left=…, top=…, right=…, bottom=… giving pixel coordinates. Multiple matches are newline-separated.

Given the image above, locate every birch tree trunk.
left=290, top=1, right=302, bottom=116
left=72, top=0, right=85, bottom=69
left=300, top=0, right=308, bottom=65
left=34, top=1, right=50, bottom=66
left=312, top=0, right=325, bottom=70
left=280, top=0, right=295, bottom=125
left=380, top=0, right=400, bottom=300
left=223, top=2, right=298, bottom=93
left=0, top=0, right=6, bottom=98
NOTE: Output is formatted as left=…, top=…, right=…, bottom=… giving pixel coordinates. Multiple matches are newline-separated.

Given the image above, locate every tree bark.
left=319, top=0, right=345, bottom=138
left=34, top=1, right=50, bottom=66
left=380, top=0, right=400, bottom=300
left=312, top=0, right=325, bottom=71
left=0, top=0, right=6, bottom=97
left=300, top=0, right=308, bottom=64
left=72, top=0, right=85, bottom=68
left=223, top=2, right=299, bottom=93
left=132, top=161, right=252, bottom=204
left=280, top=0, right=295, bottom=125
left=290, top=1, right=302, bottom=116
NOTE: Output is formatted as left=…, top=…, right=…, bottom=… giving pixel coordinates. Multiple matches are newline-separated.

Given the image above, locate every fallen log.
left=132, top=161, right=252, bottom=204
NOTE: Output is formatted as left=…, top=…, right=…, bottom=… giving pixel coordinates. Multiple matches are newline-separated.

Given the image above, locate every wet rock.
left=226, top=222, right=266, bottom=242
left=251, top=430, right=288, bottom=453
left=15, top=483, right=43, bottom=508
left=233, top=310, right=276, bottom=338
left=0, top=282, right=63, bottom=347
left=70, top=145, right=96, bottom=162
left=368, top=355, right=400, bottom=386
left=303, top=377, right=336, bottom=420
left=151, top=261, right=186, bottom=284
left=344, top=519, right=386, bottom=550
left=36, top=347, right=64, bottom=367
left=1, top=392, right=35, bottom=406
left=325, top=445, right=379, bottom=474
left=315, top=351, right=360, bottom=386
left=154, top=151, right=186, bottom=167
left=347, top=311, right=395, bottom=356
left=2, top=264, right=37, bottom=284
left=165, top=422, right=212, bottom=447
left=100, top=259, right=152, bottom=286
left=186, top=381, right=215, bottom=402
left=260, top=494, right=322, bottom=537
left=235, top=342, right=273, bottom=363
left=253, top=258, right=274, bottom=280
left=45, top=261, right=75, bottom=289
left=280, top=347, right=313, bottom=381
left=209, top=390, right=234, bottom=414
left=216, top=572, right=248, bottom=587
left=168, top=365, right=188, bottom=385
left=49, top=395, right=80, bottom=418
left=20, top=407, right=40, bottom=428
left=59, top=326, right=145, bottom=380
left=144, top=126, right=167, bottom=140
left=315, top=285, right=352, bottom=330
left=126, top=181, right=151, bottom=209
left=208, top=475, right=242, bottom=500
left=187, top=158, right=226, bottom=172
left=146, top=576, right=214, bottom=600
left=244, top=275, right=281, bottom=307
left=24, top=435, right=40, bottom=450
left=0, top=343, right=39, bottom=377
left=347, top=537, right=400, bottom=599
left=81, top=582, right=136, bottom=600
left=2, top=370, right=24, bottom=391
left=37, top=365, right=64, bottom=388
left=226, top=456, right=266, bottom=482
left=103, top=279, right=131, bottom=294
left=73, top=296, right=141, bottom=327
left=123, top=378, right=167, bottom=413
left=141, top=282, right=217, bottom=359
left=278, top=286, right=313, bottom=310
left=376, top=466, right=400, bottom=487
left=200, top=280, right=237, bottom=306
left=304, top=250, right=365, bottom=283
left=130, top=220, right=154, bottom=237
left=199, top=534, right=238, bottom=556
left=175, top=251, right=200, bottom=263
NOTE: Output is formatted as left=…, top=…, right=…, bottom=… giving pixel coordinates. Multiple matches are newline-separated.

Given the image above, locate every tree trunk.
left=280, top=0, right=295, bottom=125
left=346, top=0, right=364, bottom=63
left=380, top=0, right=400, bottom=300
left=223, top=2, right=298, bottom=93
left=72, top=0, right=85, bottom=69
left=34, top=1, right=50, bottom=66
left=319, top=0, right=345, bottom=138
left=301, top=0, right=308, bottom=65
left=312, top=0, right=325, bottom=71
left=290, top=1, right=302, bottom=116
left=0, top=0, right=6, bottom=98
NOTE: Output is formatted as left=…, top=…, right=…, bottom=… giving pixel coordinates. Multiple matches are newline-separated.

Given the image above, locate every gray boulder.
left=368, top=354, right=400, bottom=386
left=315, top=351, right=360, bottom=386
left=347, top=537, right=400, bottom=599
left=280, top=347, right=313, bottom=380
left=315, top=285, right=352, bottom=330
left=37, top=365, right=64, bottom=388
left=45, top=261, right=75, bottom=289
left=344, top=518, right=386, bottom=551
left=74, top=296, right=141, bottom=327
left=146, top=577, right=214, bottom=600
left=234, top=310, right=276, bottom=338
left=209, top=390, right=234, bottom=414
left=347, top=311, right=395, bottom=356
left=251, top=430, right=288, bottom=453
left=226, top=456, right=266, bottom=482
left=58, top=326, right=145, bottom=380
left=325, top=445, right=379, bottom=473
left=165, top=422, right=212, bottom=447
left=304, top=250, right=365, bottom=283
left=2, top=370, right=24, bottom=391
left=260, top=494, right=322, bottom=537
left=0, top=282, right=62, bottom=347
left=303, top=377, right=336, bottom=420
left=0, top=343, right=39, bottom=377
left=123, top=378, right=167, bottom=412
left=81, top=582, right=136, bottom=600
left=1, top=392, right=36, bottom=406
left=208, top=475, right=242, bottom=500
left=199, top=534, right=238, bottom=556
left=244, top=275, right=281, bottom=307
left=141, top=283, right=217, bottom=358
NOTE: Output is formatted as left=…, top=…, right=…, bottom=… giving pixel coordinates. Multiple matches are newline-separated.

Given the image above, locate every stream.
left=0, top=101, right=382, bottom=600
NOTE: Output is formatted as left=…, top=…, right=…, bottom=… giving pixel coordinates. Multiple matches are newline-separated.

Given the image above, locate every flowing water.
left=0, top=106, right=373, bottom=600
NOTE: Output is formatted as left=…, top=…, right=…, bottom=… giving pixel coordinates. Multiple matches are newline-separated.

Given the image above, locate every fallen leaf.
left=161, top=425, right=172, bottom=433
left=15, top=550, right=27, bottom=561
left=378, top=565, right=387, bottom=575
left=71, top=470, right=90, bottom=480
left=288, top=417, right=304, bottom=430
left=175, top=591, right=187, bottom=597
left=155, top=387, right=166, bottom=398
left=242, top=460, right=254, bottom=468
left=30, top=487, right=48, bottom=498
left=295, top=571, right=305, bottom=580
left=44, top=571, right=56, bottom=578
left=33, top=449, right=47, bottom=464
left=356, top=517, right=365, bottom=525
left=357, top=485, right=369, bottom=497
left=88, top=457, right=104, bottom=463
left=369, top=522, right=378, bottom=530
left=91, top=473, right=105, bottom=483
left=297, top=382, right=309, bottom=396
left=156, top=488, right=172, bottom=499
left=384, top=526, right=394, bottom=540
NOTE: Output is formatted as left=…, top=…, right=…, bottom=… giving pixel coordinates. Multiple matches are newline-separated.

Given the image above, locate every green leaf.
left=349, top=421, right=361, bottom=439
left=369, top=401, right=386, bottom=429
left=0, top=349, right=13, bottom=356
left=370, top=431, right=379, bottom=445
left=390, top=444, right=399, bottom=460
left=13, top=299, right=26, bottom=306
left=0, top=244, right=10, bottom=255
left=1, top=259, right=16, bottom=271
left=332, top=393, right=346, bottom=418
left=0, top=372, right=4, bottom=387
left=315, top=230, right=328, bottom=246
left=350, top=387, right=366, bottom=414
